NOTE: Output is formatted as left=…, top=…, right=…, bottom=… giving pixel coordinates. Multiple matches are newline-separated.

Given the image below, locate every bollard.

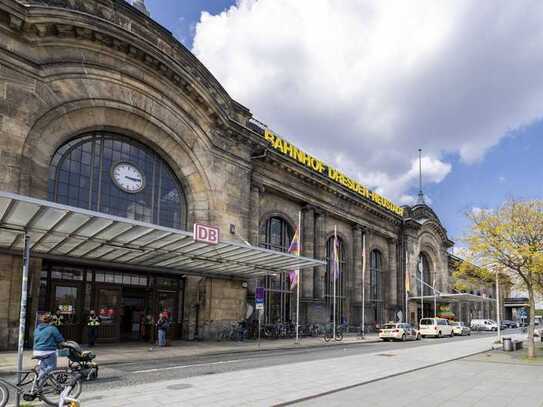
left=502, top=337, right=513, bottom=351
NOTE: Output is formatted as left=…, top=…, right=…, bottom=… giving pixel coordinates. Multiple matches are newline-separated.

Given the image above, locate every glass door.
left=96, top=287, right=121, bottom=342
left=52, top=283, right=81, bottom=342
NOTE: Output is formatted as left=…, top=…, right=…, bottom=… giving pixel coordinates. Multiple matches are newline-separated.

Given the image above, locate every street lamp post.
left=496, top=267, right=501, bottom=343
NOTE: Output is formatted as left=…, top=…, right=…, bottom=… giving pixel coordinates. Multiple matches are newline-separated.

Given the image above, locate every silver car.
left=451, top=321, right=471, bottom=336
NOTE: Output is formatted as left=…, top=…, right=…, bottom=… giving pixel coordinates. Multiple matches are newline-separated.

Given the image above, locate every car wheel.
left=401, top=334, right=406, bottom=342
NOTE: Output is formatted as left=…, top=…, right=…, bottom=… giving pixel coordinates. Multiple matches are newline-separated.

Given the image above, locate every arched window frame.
left=260, top=216, right=294, bottom=324
left=370, top=249, right=383, bottom=302
left=325, top=235, right=347, bottom=322
left=417, top=253, right=432, bottom=296
left=47, top=133, right=187, bottom=229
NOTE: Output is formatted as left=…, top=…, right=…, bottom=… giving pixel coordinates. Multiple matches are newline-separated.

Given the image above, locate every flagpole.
left=333, top=225, right=337, bottom=340
left=420, top=258, right=424, bottom=321
left=296, top=211, right=301, bottom=344
left=361, top=232, right=366, bottom=338
left=433, top=275, right=437, bottom=318
left=405, top=249, right=409, bottom=324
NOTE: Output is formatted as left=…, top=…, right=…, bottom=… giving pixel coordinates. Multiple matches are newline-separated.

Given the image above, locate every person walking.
left=156, top=312, right=170, bottom=347
left=33, top=313, right=64, bottom=382
left=87, top=310, right=101, bottom=347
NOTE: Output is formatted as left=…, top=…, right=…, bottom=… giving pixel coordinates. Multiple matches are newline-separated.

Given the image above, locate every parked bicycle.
left=216, top=321, right=247, bottom=341
left=0, top=354, right=82, bottom=407
left=323, top=324, right=345, bottom=342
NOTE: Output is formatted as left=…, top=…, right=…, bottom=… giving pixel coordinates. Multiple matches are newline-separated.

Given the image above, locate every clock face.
left=111, top=163, right=145, bottom=193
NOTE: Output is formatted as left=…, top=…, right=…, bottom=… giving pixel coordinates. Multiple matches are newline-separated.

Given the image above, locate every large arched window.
left=48, top=133, right=187, bottom=229
left=260, top=216, right=294, bottom=324
left=325, top=236, right=346, bottom=323
left=417, top=253, right=432, bottom=296
left=370, top=250, right=383, bottom=301
left=262, top=216, right=294, bottom=253
left=370, top=250, right=384, bottom=326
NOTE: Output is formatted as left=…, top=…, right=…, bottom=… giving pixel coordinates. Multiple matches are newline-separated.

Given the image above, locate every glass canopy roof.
left=0, top=191, right=324, bottom=278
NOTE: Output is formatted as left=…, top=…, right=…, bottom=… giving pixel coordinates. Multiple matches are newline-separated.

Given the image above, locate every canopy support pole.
left=16, top=232, right=31, bottom=407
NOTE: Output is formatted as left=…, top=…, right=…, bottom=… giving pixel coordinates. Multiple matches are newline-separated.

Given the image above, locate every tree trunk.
left=527, top=284, right=537, bottom=359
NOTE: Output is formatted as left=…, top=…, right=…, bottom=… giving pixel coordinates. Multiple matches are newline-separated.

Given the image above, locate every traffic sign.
left=256, top=287, right=264, bottom=310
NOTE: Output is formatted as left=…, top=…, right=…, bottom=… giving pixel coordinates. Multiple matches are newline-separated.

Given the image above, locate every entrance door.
left=96, top=287, right=121, bottom=342
left=121, top=294, right=146, bottom=341
left=52, top=283, right=82, bottom=342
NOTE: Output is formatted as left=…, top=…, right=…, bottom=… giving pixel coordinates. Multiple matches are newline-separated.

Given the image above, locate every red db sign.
left=193, top=224, right=220, bottom=245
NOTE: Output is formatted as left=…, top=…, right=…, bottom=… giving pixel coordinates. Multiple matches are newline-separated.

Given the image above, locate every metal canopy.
left=408, top=293, right=496, bottom=303
left=0, top=191, right=324, bottom=278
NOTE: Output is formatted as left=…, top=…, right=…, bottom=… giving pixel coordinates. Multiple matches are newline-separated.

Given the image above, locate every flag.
left=332, top=231, right=340, bottom=280
left=288, top=228, right=300, bottom=289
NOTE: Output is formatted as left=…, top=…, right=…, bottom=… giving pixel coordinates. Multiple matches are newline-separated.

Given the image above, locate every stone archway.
left=19, top=101, right=215, bottom=226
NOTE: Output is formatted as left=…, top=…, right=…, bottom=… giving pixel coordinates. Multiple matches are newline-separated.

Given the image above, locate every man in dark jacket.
left=33, top=313, right=64, bottom=381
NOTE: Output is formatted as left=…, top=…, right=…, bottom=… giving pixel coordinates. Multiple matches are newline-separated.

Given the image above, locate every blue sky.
left=142, top=0, right=543, bottom=245
left=144, top=0, right=234, bottom=48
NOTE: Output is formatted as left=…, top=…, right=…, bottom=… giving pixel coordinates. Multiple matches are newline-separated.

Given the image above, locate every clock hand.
left=125, top=176, right=142, bottom=182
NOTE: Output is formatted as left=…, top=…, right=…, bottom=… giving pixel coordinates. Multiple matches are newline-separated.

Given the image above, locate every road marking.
left=133, top=358, right=253, bottom=374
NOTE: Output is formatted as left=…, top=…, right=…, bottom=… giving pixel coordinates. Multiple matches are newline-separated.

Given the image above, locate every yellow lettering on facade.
left=263, top=129, right=403, bottom=216
left=264, top=129, right=275, bottom=143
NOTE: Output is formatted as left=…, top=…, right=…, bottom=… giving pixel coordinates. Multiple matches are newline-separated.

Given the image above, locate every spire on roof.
left=132, top=0, right=150, bottom=17
left=416, top=148, right=426, bottom=205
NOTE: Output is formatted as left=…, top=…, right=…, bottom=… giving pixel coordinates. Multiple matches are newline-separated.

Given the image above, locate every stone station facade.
left=0, top=0, right=491, bottom=350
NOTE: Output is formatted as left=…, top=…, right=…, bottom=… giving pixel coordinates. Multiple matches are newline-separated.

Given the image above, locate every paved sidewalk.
left=298, top=345, right=543, bottom=407
left=79, top=335, right=497, bottom=406
left=0, top=333, right=379, bottom=374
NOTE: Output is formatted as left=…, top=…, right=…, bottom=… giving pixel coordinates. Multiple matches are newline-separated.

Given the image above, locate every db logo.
left=193, top=223, right=220, bottom=245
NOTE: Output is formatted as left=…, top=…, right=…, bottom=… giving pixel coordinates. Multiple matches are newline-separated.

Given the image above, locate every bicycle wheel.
left=39, top=369, right=82, bottom=406
left=0, top=381, right=9, bottom=407
left=323, top=333, right=331, bottom=342
left=335, top=332, right=344, bottom=341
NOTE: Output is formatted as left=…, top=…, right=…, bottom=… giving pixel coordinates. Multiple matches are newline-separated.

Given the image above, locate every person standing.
left=156, top=313, right=170, bottom=347
left=33, top=313, right=64, bottom=382
left=87, top=310, right=101, bottom=347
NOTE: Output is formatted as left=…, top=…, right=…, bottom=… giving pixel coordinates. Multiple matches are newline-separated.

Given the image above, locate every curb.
left=0, top=337, right=381, bottom=375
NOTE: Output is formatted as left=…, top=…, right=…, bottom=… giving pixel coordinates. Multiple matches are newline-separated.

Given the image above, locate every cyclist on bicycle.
left=33, top=313, right=64, bottom=381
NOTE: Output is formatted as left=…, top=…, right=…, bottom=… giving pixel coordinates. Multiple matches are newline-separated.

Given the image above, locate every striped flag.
left=288, top=228, right=301, bottom=289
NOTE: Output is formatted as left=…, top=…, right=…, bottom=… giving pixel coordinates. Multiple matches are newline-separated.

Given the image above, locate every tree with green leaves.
left=457, top=200, right=543, bottom=359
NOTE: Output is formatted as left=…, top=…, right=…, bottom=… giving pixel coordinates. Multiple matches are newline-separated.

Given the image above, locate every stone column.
left=301, top=206, right=315, bottom=299
left=387, top=238, right=398, bottom=308
left=314, top=210, right=326, bottom=300
left=248, top=183, right=262, bottom=246
left=351, top=225, right=363, bottom=326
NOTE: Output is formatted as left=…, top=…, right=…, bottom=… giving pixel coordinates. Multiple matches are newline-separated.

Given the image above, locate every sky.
left=140, top=0, right=543, bottom=246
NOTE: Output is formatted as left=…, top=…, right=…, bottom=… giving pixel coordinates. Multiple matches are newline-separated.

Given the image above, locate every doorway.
left=120, top=293, right=146, bottom=341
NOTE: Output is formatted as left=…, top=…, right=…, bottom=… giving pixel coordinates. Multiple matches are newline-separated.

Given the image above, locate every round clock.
left=111, top=162, right=145, bottom=193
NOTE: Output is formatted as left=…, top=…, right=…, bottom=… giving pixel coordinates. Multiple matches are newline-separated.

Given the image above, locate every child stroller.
left=60, top=341, right=99, bottom=381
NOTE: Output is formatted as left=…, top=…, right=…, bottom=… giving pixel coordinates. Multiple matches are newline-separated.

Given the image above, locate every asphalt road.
left=82, top=330, right=510, bottom=393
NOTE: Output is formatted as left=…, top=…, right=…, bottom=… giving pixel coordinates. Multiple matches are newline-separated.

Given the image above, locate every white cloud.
left=192, top=0, right=543, bottom=202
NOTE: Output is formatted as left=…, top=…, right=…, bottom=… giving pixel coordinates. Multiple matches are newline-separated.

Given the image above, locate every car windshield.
left=383, top=324, right=396, bottom=329
left=450, top=322, right=458, bottom=326
left=420, top=319, right=433, bottom=325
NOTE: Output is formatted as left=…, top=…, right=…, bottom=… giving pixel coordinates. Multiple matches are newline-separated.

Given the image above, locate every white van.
left=419, top=318, right=454, bottom=338
left=470, top=319, right=498, bottom=331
